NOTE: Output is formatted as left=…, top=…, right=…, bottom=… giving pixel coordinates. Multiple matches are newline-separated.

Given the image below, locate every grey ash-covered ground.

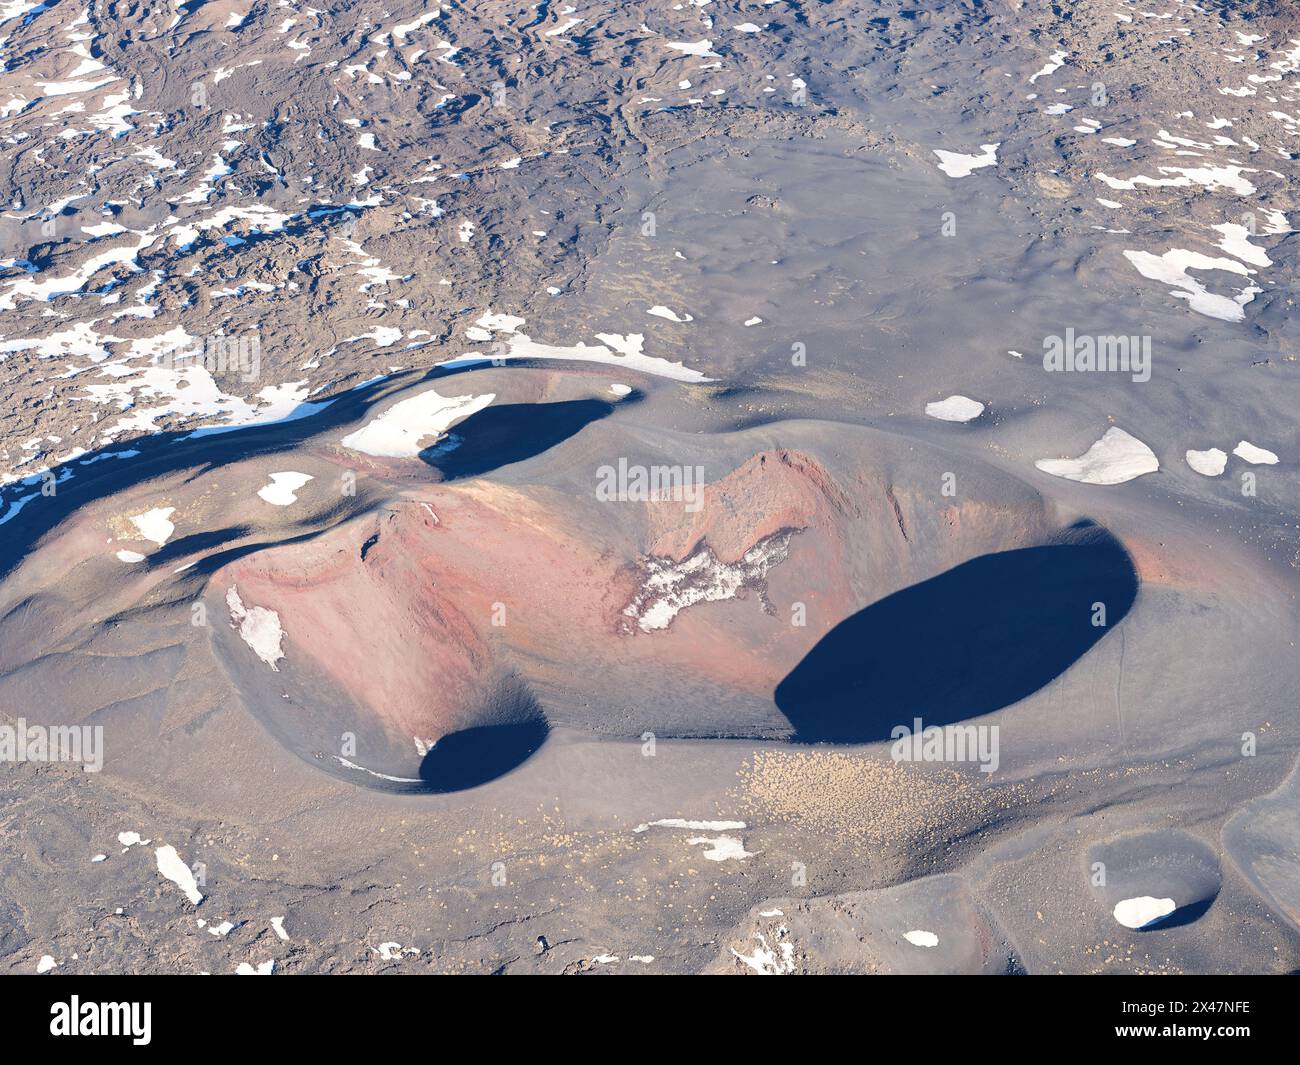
left=0, top=1, right=1298, bottom=974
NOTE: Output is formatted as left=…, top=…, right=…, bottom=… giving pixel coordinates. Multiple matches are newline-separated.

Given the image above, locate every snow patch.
left=665, top=40, right=719, bottom=58
left=1029, top=51, right=1068, bottom=83
left=933, top=143, right=999, bottom=178
left=226, top=586, right=285, bottom=671
left=1113, top=896, right=1175, bottom=929
left=443, top=315, right=711, bottom=382
left=257, top=472, right=313, bottom=506
left=647, top=304, right=693, bottom=323
left=155, top=844, right=204, bottom=905
left=624, top=534, right=790, bottom=632
left=925, top=395, right=984, bottom=422
left=341, top=388, right=494, bottom=458
left=1185, top=448, right=1227, bottom=476
left=1233, top=440, right=1278, bottom=464
left=1122, top=248, right=1260, bottom=322
left=731, top=931, right=795, bottom=974
left=1034, top=427, right=1159, bottom=485
left=687, top=835, right=753, bottom=861
left=129, top=506, right=175, bottom=545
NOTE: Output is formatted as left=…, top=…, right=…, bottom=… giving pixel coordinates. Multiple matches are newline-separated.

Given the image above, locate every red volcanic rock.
left=646, top=449, right=857, bottom=564
left=220, top=503, right=496, bottom=743
left=213, top=444, right=1071, bottom=749
left=216, top=453, right=864, bottom=741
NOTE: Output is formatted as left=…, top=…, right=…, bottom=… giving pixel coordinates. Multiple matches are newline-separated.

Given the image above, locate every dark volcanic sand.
left=0, top=0, right=1297, bottom=975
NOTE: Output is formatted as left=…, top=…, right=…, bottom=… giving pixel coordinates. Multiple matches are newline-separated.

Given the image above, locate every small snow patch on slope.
left=731, top=931, right=795, bottom=974
left=665, top=40, right=719, bottom=58
left=155, top=844, right=204, bottom=905
left=1029, top=51, right=1068, bottom=83
left=1185, top=448, right=1227, bottom=476
left=1212, top=223, right=1271, bottom=268
left=226, top=586, right=285, bottom=670
left=646, top=304, right=693, bottom=323
left=1234, top=440, right=1278, bottom=464
left=257, top=472, right=313, bottom=505
left=687, top=835, right=753, bottom=861
left=444, top=314, right=712, bottom=382
left=129, top=506, right=175, bottom=545
left=1122, top=248, right=1260, bottom=322
left=933, top=143, right=998, bottom=178
left=925, top=395, right=984, bottom=422
left=1113, top=896, right=1175, bottom=929
left=623, top=534, right=790, bottom=632
left=1035, top=427, right=1158, bottom=485
left=341, top=388, right=494, bottom=458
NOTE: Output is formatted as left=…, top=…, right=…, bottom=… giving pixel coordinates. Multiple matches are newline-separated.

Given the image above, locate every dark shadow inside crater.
left=419, top=398, right=615, bottom=479
left=418, top=719, right=549, bottom=793
left=1139, top=897, right=1216, bottom=932
left=775, top=521, right=1138, bottom=743
left=415, top=674, right=550, bottom=793
left=1088, top=829, right=1222, bottom=934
